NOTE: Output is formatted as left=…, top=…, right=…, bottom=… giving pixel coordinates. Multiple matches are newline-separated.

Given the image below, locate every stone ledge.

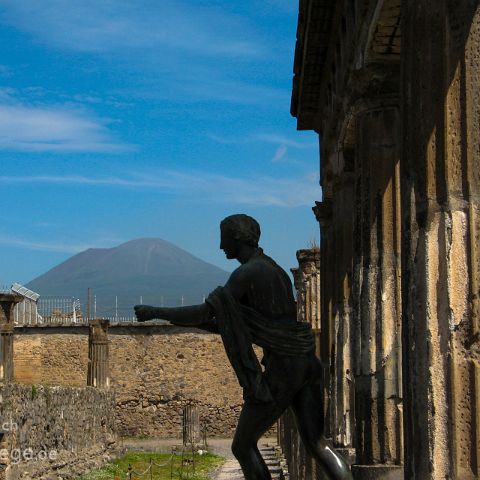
left=352, top=464, right=403, bottom=480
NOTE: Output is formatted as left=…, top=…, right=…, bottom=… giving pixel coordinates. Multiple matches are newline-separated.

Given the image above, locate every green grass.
left=78, top=451, right=225, bottom=480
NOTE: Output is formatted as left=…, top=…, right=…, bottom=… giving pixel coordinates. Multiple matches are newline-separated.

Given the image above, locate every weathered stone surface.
left=291, top=248, right=320, bottom=328
left=87, top=319, right=109, bottom=389
left=288, top=0, right=480, bottom=478
left=351, top=465, right=403, bottom=480
left=12, top=324, right=246, bottom=437
left=13, top=329, right=88, bottom=387
left=353, top=105, right=403, bottom=466
left=0, top=295, right=22, bottom=383
left=401, top=1, right=480, bottom=478
left=0, top=383, right=117, bottom=480
left=108, top=325, right=245, bottom=437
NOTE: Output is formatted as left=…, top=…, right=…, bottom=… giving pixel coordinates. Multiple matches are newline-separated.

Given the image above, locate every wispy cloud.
left=177, top=79, right=289, bottom=105
left=0, top=0, right=264, bottom=59
left=0, top=169, right=320, bottom=208
left=0, top=234, right=97, bottom=254
left=208, top=132, right=318, bottom=149
left=254, top=133, right=318, bottom=149
left=272, top=145, right=287, bottom=162
left=0, top=99, right=132, bottom=153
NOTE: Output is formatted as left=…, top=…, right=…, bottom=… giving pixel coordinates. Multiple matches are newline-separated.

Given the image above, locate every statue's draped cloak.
left=206, top=286, right=315, bottom=403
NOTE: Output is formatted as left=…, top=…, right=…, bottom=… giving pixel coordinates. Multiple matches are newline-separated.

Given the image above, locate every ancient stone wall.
left=108, top=325, right=243, bottom=437
left=14, top=328, right=89, bottom=387
left=12, top=324, right=245, bottom=437
left=0, top=383, right=117, bottom=480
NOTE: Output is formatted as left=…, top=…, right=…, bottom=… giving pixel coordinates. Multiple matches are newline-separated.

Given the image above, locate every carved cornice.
left=291, top=0, right=336, bottom=130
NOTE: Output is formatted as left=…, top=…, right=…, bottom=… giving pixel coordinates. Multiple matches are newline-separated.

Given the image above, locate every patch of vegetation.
left=44, top=385, right=51, bottom=408
left=78, top=451, right=225, bottom=480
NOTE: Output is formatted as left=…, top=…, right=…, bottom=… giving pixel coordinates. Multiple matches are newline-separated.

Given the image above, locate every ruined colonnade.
left=0, top=295, right=110, bottom=390
left=288, top=1, right=480, bottom=479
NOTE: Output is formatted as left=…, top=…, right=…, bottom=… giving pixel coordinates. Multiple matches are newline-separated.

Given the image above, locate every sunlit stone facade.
left=284, top=1, right=480, bottom=479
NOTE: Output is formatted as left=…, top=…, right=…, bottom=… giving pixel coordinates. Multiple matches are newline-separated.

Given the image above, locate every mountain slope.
left=26, top=238, right=230, bottom=316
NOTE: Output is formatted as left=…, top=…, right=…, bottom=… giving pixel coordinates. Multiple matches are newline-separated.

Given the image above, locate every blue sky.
left=0, top=0, right=320, bottom=286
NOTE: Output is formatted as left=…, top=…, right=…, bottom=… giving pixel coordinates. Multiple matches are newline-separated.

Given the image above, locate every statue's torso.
left=229, top=250, right=297, bottom=322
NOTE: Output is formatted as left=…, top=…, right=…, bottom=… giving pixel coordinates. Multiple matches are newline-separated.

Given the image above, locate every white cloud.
left=179, top=80, right=289, bottom=105
left=0, top=0, right=264, bottom=59
left=0, top=234, right=96, bottom=253
left=208, top=132, right=318, bottom=149
left=0, top=101, right=132, bottom=153
left=0, top=169, right=320, bottom=208
left=272, top=145, right=287, bottom=162
left=254, top=133, right=318, bottom=149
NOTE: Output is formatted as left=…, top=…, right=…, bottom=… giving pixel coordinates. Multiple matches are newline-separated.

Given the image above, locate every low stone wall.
left=0, top=383, right=117, bottom=480
left=13, top=324, right=247, bottom=438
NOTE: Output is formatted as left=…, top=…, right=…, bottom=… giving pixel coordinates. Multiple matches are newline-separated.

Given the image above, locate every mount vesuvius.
left=26, top=238, right=230, bottom=317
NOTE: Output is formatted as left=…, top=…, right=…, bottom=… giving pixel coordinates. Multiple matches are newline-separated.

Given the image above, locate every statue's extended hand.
left=134, top=305, right=155, bottom=322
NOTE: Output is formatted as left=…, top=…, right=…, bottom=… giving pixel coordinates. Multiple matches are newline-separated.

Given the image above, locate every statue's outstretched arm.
left=134, top=303, right=218, bottom=333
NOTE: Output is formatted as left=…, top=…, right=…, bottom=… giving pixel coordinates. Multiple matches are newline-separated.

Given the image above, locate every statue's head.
left=220, top=214, right=261, bottom=259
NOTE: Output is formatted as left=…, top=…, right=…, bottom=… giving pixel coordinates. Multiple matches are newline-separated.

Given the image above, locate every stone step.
left=215, top=443, right=285, bottom=480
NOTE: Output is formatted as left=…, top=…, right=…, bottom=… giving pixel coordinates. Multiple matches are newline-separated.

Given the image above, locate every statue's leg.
left=232, top=401, right=284, bottom=480
left=291, top=379, right=353, bottom=480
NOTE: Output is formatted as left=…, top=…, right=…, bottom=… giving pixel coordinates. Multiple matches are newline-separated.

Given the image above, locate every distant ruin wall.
left=14, top=329, right=89, bottom=387
left=0, top=383, right=117, bottom=480
left=109, top=325, right=244, bottom=437
left=12, top=325, right=245, bottom=437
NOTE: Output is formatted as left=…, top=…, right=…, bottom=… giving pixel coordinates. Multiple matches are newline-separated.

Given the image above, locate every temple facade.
left=287, top=1, right=480, bottom=479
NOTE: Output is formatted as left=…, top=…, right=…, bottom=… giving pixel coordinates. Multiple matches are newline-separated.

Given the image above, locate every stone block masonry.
left=0, top=383, right=117, bottom=480
left=14, top=328, right=89, bottom=387
left=108, top=324, right=244, bottom=437
left=12, top=324, right=247, bottom=437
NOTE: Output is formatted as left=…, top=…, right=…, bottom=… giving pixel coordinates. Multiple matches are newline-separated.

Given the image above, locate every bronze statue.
left=135, top=214, right=352, bottom=480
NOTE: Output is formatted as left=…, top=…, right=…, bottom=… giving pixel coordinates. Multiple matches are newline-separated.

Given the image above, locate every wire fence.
left=2, top=282, right=208, bottom=325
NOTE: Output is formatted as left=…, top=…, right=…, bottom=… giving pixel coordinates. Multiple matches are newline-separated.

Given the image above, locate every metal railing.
left=37, top=296, right=85, bottom=325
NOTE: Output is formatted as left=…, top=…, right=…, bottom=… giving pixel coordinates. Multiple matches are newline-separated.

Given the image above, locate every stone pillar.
left=87, top=319, right=110, bottom=388
left=330, top=169, right=356, bottom=454
left=313, top=199, right=334, bottom=437
left=401, top=2, right=480, bottom=478
left=183, top=404, right=200, bottom=446
left=291, top=248, right=321, bottom=327
left=0, top=294, right=21, bottom=383
left=280, top=248, right=322, bottom=480
left=351, top=104, right=403, bottom=479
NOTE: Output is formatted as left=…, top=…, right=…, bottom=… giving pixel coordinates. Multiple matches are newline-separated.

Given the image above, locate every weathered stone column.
left=183, top=404, right=200, bottom=446
left=291, top=248, right=321, bottom=327
left=330, top=168, right=356, bottom=455
left=352, top=103, right=403, bottom=479
left=0, top=294, right=21, bottom=383
left=87, top=319, right=110, bottom=388
left=401, top=2, right=480, bottom=478
left=313, top=199, right=334, bottom=437
left=279, top=248, right=322, bottom=480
